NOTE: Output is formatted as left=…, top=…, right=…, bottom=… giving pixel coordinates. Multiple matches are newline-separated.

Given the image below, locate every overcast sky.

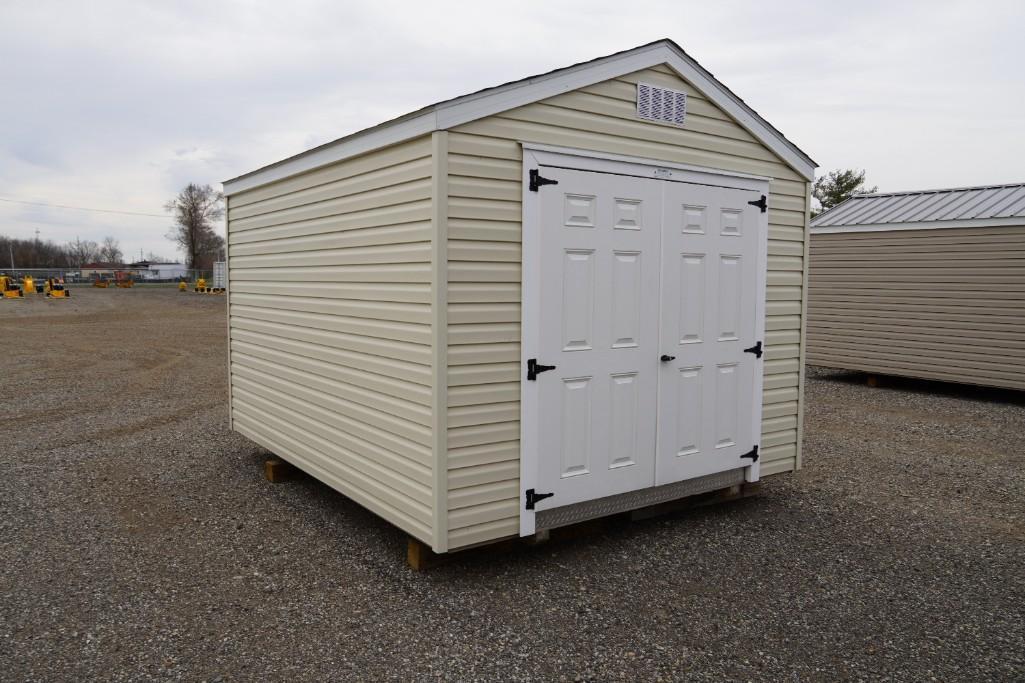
left=2, top=0, right=1023, bottom=261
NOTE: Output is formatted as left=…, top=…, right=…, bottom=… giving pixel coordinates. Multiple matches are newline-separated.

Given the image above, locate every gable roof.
left=811, top=182, right=1025, bottom=233
left=223, top=39, right=816, bottom=195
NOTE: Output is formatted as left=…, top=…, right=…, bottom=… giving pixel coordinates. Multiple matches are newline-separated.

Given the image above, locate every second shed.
left=809, top=183, right=1025, bottom=390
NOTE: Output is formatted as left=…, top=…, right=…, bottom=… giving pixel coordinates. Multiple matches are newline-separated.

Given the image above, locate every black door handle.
left=660, top=354, right=676, bottom=362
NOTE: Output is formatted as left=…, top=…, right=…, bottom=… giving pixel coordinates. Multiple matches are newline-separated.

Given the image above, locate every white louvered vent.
left=637, top=83, right=687, bottom=127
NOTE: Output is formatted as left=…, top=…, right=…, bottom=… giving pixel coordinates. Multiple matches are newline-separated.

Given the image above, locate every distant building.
left=80, top=262, right=128, bottom=277
left=146, top=263, right=188, bottom=280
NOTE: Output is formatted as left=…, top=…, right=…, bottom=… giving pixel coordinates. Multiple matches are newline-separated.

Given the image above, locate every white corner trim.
left=795, top=181, right=812, bottom=472
left=224, top=195, right=234, bottom=433
left=429, top=131, right=450, bottom=553
left=223, top=42, right=815, bottom=196
left=810, top=216, right=1025, bottom=234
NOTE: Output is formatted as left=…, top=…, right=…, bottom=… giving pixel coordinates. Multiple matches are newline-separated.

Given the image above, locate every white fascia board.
left=810, top=216, right=1025, bottom=234
left=223, top=42, right=815, bottom=196
left=434, top=44, right=666, bottom=128
left=436, top=44, right=815, bottom=181
left=659, top=51, right=816, bottom=182
left=223, top=112, right=438, bottom=195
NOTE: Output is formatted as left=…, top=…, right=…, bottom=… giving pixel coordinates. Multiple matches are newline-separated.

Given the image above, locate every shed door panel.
left=530, top=166, right=765, bottom=514
left=656, top=184, right=762, bottom=484
left=537, top=168, right=662, bottom=507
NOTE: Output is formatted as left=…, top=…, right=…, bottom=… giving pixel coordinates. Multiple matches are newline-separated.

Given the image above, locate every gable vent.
left=637, top=83, right=687, bottom=127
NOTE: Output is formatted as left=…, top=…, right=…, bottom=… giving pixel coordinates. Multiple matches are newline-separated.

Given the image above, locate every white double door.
left=531, top=165, right=765, bottom=510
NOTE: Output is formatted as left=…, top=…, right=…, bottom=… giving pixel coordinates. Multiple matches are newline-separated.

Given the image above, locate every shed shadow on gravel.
left=243, top=445, right=771, bottom=581
left=439, top=496, right=766, bottom=573
left=242, top=448, right=413, bottom=565
left=812, top=367, right=1025, bottom=406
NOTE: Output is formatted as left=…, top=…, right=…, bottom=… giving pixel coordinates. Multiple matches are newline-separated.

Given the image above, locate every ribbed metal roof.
left=812, top=183, right=1025, bottom=227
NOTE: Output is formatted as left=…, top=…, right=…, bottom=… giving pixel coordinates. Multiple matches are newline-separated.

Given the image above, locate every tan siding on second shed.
left=226, top=137, right=437, bottom=544
left=808, top=225, right=1025, bottom=390
left=444, top=65, right=810, bottom=549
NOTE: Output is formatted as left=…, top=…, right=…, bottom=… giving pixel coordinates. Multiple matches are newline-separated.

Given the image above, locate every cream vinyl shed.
left=222, top=39, right=816, bottom=553
left=809, top=183, right=1025, bottom=391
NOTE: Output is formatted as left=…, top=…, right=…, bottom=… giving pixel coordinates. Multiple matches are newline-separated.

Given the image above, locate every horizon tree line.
left=0, top=234, right=175, bottom=270
left=2, top=181, right=227, bottom=271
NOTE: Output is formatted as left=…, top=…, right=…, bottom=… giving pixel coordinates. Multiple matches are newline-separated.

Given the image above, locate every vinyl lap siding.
left=226, top=137, right=436, bottom=544
left=445, top=65, right=810, bottom=549
left=808, top=225, right=1025, bottom=390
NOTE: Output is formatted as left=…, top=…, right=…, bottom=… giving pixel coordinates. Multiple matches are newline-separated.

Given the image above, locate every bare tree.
left=165, top=183, right=225, bottom=268
left=98, top=236, right=123, bottom=264
left=0, top=234, right=118, bottom=269
left=67, top=237, right=100, bottom=266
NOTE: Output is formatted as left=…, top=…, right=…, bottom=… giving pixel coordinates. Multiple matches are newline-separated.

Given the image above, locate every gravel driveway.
left=1, top=287, right=1022, bottom=681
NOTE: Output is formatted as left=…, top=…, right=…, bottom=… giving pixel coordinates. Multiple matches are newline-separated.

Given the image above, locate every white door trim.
left=748, top=176, right=769, bottom=484
left=519, top=146, right=770, bottom=536
left=521, top=143, right=772, bottom=188
left=520, top=146, right=544, bottom=536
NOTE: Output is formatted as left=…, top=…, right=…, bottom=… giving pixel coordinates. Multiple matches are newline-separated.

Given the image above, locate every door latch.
left=526, top=358, right=556, bottom=380
left=743, top=341, right=763, bottom=359
left=525, top=489, right=554, bottom=510
left=660, top=354, right=676, bottom=362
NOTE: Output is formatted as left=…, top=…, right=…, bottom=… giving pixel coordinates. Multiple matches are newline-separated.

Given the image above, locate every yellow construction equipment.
left=178, top=280, right=187, bottom=292
left=44, top=278, right=70, bottom=298
left=93, top=276, right=109, bottom=288
left=114, top=271, right=134, bottom=288
left=189, top=277, right=224, bottom=294
left=22, top=275, right=35, bottom=294
left=1, top=275, right=24, bottom=298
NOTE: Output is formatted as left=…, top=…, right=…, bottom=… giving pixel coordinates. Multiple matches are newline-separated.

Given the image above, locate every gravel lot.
left=1, top=287, right=1023, bottom=681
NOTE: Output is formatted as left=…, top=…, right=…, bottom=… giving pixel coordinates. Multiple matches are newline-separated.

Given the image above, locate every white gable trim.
left=224, top=41, right=815, bottom=195
left=659, top=51, right=815, bottom=181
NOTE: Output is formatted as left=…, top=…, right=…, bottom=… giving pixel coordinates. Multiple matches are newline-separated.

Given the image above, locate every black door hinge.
left=527, top=358, right=556, bottom=380
left=529, top=169, right=559, bottom=192
left=525, top=488, right=554, bottom=510
left=748, top=194, right=767, bottom=213
left=740, top=445, right=759, bottom=462
left=743, top=341, right=763, bottom=359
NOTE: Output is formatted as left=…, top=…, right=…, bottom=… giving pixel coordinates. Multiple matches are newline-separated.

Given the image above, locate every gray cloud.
left=1, top=0, right=1023, bottom=258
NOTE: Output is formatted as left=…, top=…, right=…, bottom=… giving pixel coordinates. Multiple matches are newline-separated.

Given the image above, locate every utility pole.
left=9, top=244, right=14, bottom=271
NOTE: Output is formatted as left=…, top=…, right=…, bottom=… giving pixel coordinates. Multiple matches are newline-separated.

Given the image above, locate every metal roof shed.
left=223, top=39, right=816, bottom=554
left=808, top=183, right=1025, bottom=390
